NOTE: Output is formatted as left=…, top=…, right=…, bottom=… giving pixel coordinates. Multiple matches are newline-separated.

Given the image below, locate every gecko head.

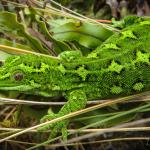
left=0, top=54, right=60, bottom=95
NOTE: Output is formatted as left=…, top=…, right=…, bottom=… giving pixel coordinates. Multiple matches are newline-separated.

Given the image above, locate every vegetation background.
left=0, top=0, right=150, bottom=150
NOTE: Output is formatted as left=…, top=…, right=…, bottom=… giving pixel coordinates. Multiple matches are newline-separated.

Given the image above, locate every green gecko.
left=0, top=16, right=150, bottom=139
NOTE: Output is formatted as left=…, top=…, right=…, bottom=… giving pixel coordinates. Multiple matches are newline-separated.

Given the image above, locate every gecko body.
left=0, top=16, right=150, bottom=138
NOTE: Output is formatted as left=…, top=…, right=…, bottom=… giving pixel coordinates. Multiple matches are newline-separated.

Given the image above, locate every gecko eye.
left=0, top=61, right=4, bottom=67
left=13, top=73, right=24, bottom=81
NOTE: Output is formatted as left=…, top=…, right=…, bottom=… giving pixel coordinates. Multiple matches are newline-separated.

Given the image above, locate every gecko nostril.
left=0, top=61, right=4, bottom=67
left=13, top=73, right=24, bottom=81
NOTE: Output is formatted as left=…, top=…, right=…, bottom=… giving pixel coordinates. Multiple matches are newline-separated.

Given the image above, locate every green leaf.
left=35, top=16, right=72, bottom=54
left=52, top=22, right=113, bottom=49
left=0, top=11, right=48, bottom=54
left=0, top=38, right=33, bottom=51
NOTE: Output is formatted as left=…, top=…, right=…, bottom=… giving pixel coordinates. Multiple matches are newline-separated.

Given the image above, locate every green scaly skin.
left=0, top=16, right=150, bottom=139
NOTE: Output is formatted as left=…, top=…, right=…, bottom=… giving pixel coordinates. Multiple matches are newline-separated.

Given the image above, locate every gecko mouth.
left=0, top=85, right=34, bottom=91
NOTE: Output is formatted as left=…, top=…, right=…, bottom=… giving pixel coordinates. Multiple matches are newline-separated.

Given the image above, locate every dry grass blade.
left=31, top=0, right=119, bottom=32
left=4, top=0, right=118, bottom=31
left=0, top=92, right=149, bottom=143
left=26, top=118, right=150, bottom=150
left=0, top=95, right=149, bottom=106
left=45, top=137, right=150, bottom=148
left=65, top=104, right=150, bottom=144
left=3, top=137, right=150, bottom=148
left=0, top=126, right=150, bottom=134
left=0, top=44, right=58, bottom=59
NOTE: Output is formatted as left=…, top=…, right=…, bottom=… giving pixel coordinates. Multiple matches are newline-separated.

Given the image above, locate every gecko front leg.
left=40, top=90, right=87, bottom=140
